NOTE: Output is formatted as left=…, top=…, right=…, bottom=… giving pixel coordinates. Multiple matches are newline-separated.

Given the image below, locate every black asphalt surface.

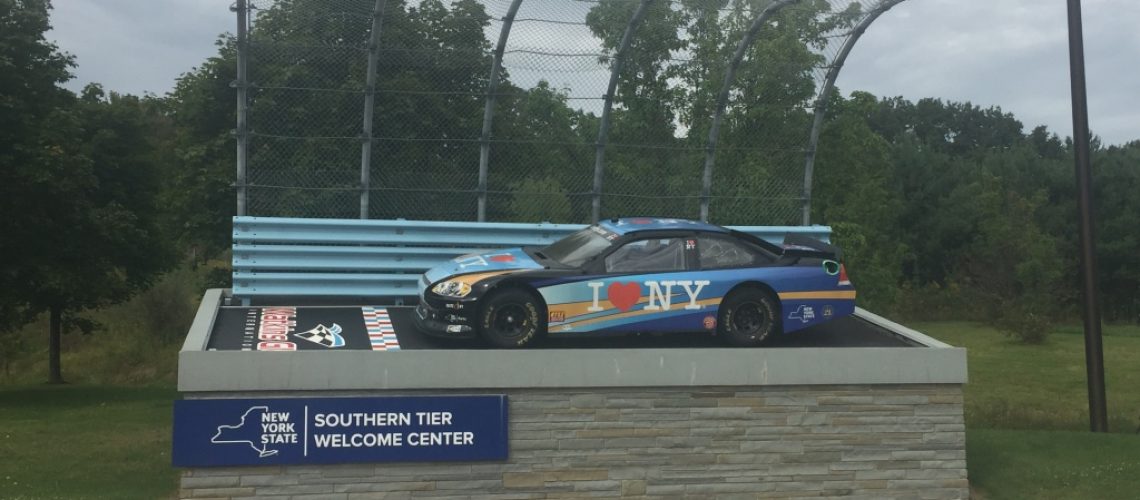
left=208, top=305, right=914, bottom=351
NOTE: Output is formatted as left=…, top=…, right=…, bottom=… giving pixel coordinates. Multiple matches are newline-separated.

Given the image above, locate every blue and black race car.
left=414, top=217, right=855, bottom=348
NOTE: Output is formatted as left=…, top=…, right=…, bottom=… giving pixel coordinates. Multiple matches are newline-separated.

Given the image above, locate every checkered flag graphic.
left=294, top=323, right=345, bottom=348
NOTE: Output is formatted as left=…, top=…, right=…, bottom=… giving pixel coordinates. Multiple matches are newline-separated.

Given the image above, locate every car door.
left=539, top=234, right=709, bottom=334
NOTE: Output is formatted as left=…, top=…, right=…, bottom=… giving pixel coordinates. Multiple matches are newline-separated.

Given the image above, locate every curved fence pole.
left=700, top=0, right=801, bottom=222
left=235, top=0, right=250, bottom=216
left=801, top=0, right=905, bottom=225
left=477, top=0, right=526, bottom=222
left=360, top=0, right=388, bottom=219
left=592, top=0, right=655, bottom=223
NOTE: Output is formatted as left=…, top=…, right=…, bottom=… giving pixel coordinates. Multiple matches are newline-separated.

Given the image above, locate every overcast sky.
left=47, top=0, right=1138, bottom=145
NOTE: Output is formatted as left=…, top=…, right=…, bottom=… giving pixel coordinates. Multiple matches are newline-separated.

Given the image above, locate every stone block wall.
left=180, top=384, right=967, bottom=499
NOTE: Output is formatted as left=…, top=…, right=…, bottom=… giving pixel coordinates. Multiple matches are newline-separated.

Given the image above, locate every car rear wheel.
left=479, top=289, right=542, bottom=348
left=718, top=287, right=779, bottom=347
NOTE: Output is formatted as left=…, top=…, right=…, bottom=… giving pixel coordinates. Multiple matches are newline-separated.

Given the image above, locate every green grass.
left=1054, top=322, right=1140, bottom=338
left=921, top=321, right=1140, bottom=499
left=0, top=385, right=179, bottom=499
left=968, top=429, right=1140, bottom=500
left=913, top=321, right=1140, bottom=431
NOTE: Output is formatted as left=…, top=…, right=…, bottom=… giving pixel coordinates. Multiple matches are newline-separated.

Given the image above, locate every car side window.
left=698, top=237, right=755, bottom=269
left=605, top=238, right=687, bottom=273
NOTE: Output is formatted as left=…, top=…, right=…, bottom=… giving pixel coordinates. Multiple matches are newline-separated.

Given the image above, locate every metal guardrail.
left=232, top=216, right=832, bottom=302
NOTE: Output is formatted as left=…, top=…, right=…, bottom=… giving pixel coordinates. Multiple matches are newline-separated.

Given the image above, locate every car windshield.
left=541, top=227, right=614, bottom=267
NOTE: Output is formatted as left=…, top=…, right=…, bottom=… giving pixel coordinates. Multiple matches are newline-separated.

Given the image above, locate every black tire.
left=718, top=287, right=779, bottom=347
left=479, top=288, right=543, bottom=348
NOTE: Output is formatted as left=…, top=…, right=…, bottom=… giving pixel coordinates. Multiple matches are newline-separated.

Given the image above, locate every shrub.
left=995, top=306, right=1054, bottom=344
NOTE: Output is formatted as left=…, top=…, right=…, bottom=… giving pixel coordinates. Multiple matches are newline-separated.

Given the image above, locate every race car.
left=414, top=217, right=855, bottom=348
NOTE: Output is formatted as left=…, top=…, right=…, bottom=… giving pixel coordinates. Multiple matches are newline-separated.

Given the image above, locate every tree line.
left=2, top=0, right=1138, bottom=381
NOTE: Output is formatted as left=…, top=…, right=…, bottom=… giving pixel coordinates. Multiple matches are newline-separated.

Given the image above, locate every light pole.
left=1065, top=0, right=1108, bottom=432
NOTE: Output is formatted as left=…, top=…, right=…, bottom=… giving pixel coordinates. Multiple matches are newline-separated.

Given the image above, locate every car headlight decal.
left=432, top=280, right=473, bottom=298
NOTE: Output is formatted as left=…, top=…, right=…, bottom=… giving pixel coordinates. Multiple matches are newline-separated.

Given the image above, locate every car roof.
left=596, top=217, right=730, bottom=236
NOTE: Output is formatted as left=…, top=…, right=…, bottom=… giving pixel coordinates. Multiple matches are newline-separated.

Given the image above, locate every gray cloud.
left=837, top=0, right=1139, bottom=145
left=48, top=0, right=231, bottom=96
left=47, top=0, right=1138, bottom=144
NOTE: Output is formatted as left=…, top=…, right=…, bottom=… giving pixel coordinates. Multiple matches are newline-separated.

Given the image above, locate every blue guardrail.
left=232, top=216, right=832, bottom=302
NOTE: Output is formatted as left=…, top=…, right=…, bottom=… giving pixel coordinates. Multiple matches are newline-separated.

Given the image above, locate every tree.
left=163, top=38, right=237, bottom=258
left=812, top=91, right=905, bottom=310
left=0, top=1, right=172, bottom=382
left=0, top=0, right=79, bottom=382
left=954, top=171, right=1063, bottom=342
left=489, top=81, right=598, bottom=221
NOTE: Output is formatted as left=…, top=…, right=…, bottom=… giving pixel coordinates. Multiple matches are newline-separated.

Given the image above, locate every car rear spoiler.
left=781, top=233, right=843, bottom=260
left=728, top=230, right=842, bottom=261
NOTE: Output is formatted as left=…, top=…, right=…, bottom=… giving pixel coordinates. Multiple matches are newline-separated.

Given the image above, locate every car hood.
left=424, top=247, right=543, bottom=285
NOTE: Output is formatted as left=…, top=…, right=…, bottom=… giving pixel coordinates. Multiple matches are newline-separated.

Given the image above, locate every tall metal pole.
left=478, top=0, right=525, bottom=222
left=700, top=0, right=800, bottom=222
left=591, top=0, right=654, bottom=223
left=801, top=0, right=903, bottom=225
left=1066, top=0, right=1107, bottom=433
left=360, top=0, right=388, bottom=219
left=235, top=0, right=249, bottom=216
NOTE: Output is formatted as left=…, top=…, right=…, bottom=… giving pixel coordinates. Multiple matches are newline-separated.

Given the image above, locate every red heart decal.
left=607, top=282, right=641, bottom=312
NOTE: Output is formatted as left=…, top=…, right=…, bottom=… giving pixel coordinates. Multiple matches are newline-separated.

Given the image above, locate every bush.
left=894, top=281, right=983, bottom=322
left=994, top=304, right=1054, bottom=344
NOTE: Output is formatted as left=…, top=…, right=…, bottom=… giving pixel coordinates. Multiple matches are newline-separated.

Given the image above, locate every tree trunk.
left=48, top=304, right=65, bottom=384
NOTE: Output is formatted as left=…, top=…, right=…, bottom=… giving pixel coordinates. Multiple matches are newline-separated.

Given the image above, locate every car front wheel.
left=479, top=289, right=542, bottom=348
left=718, top=287, right=779, bottom=347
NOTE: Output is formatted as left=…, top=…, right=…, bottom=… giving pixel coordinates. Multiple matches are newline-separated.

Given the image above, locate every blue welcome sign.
left=173, top=395, right=508, bottom=467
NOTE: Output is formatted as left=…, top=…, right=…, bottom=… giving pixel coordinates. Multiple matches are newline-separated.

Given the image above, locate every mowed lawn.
left=0, top=322, right=1138, bottom=499
left=968, top=429, right=1140, bottom=500
left=0, top=385, right=179, bottom=499
left=915, top=322, right=1140, bottom=500
left=915, top=322, right=1140, bottom=431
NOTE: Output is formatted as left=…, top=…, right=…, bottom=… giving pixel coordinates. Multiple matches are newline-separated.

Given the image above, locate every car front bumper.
left=413, top=295, right=479, bottom=339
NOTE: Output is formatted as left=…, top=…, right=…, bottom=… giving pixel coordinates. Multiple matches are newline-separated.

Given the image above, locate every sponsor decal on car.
left=585, top=280, right=711, bottom=312
left=788, top=305, right=816, bottom=324
left=452, top=252, right=520, bottom=268
left=703, top=315, right=717, bottom=330
left=488, top=253, right=515, bottom=263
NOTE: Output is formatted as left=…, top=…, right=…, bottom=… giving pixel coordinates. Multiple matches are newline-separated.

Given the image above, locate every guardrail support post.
left=592, top=0, right=654, bottom=223
left=235, top=0, right=250, bottom=216
left=478, top=0, right=525, bottom=222
left=360, top=0, right=388, bottom=219
left=700, top=0, right=800, bottom=222
left=801, top=0, right=904, bottom=225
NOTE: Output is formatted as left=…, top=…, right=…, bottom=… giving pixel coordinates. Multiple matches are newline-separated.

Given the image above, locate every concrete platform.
left=177, top=289, right=969, bottom=499
left=179, top=289, right=964, bottom=393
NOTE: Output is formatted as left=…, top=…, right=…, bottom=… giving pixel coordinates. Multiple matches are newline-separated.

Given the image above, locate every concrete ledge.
left=180, top=346, right=966, bottom=392
left=179, top=289, right=966, bottom=392
left=855, top=307, right=953, bottom=348
left=180, top=288, right=223, bottom=352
